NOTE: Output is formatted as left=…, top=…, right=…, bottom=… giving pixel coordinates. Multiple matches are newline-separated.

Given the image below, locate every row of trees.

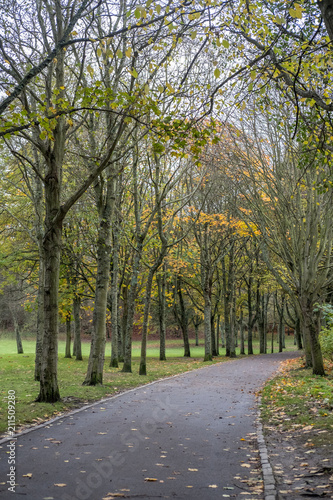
left=1, top=0, right=333, bottom=402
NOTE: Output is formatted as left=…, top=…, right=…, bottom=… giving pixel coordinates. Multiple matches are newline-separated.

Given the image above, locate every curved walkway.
left=0, top=351, right=299, bottom=500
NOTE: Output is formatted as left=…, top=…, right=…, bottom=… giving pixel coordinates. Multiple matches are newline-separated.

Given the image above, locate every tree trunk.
left=83, top=177, right=113, bottom=385
left=117, top=298, right=124, bottom=362
left=229, top=294, right=236, bottom=358
left=211, top=315, right=217, bottom=357
left=110, top=217, right=120, bottom=368
left=216, top=314, right=220, bottom=355
left=177, top=277, right=191, bottom=358
left=259, top=294, right=265, bottom=354
left=37, top=216, right=62, bottom=403
left=295, top=317, right=303, bottom=350
left=122, top=241, right=143, bottom=373
left=15, top=320, right=24, bottom=354
left=239, top=308, right=245, bottom=355
left=300, top=298, right=325, bottom=375
left=65, top=315, right=72, bottom=358
left=157, top=269, right=167, bottom=361
left=35, top=242, right=45, bottom=380
left=221, top=323, right=225, bottom=348
left=203, top=295, right=212, bottom=361
left=139, top=269, right=155, bottom=375
left=73, top=295, right=82, bottom=360
left=276, top=294, right=285, bottom=353
left=318, top=0, right=333, bottom=41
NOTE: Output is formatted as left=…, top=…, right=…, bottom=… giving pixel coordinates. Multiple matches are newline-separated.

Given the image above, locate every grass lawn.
left=260, top=356, right=333, bottom=445
left=0, top=334, right=298, bottom=437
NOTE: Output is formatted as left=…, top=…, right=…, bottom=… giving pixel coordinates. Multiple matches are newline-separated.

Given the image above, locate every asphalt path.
left=0, top=351, right=299, bottom=500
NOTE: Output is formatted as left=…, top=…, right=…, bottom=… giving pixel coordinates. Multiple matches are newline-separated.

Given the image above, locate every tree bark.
left=110, top=213, right=120, bottom=368
left=318, top=0, right=333, bottom=41
left=65, top=315, right=72, bottom=358
left=14, top=320, right=24, bottom=354
left=157, top=267, right=167, bottom=361
left=73, top=295, right=82, bottom=360
left=83, top=178, right=113, bottom=385
left=177, top=276, right=191, bottom=358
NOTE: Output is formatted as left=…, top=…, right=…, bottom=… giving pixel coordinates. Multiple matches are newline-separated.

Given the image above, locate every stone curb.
left=257, top=395, right=277, bottom=500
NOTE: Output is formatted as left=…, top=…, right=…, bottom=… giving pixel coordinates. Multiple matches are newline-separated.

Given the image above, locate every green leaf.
left=214, top=68, right=221, bottom=78
left=152, top=142, right=165, bottom=153
left=222, top=39, right=230, bottom=48
left=130, top=68, right=138, bottom=78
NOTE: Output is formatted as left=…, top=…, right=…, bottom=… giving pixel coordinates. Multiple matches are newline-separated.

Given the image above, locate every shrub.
left=319, top=327, right=333, bottom=361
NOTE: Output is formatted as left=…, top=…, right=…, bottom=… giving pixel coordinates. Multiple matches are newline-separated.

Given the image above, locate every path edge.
left=257, top=395, right=277, bottom=500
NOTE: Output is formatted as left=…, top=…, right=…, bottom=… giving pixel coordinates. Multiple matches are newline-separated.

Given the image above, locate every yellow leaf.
left=145, top=477, right=158, bottom=481
left=23, top=473, right=33, bottom=478
left=54, top=483, right=67, bottom=487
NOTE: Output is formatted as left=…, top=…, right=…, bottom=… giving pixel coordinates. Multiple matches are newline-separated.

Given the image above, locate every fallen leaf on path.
left=22, top=473, right=32, bottom=478
left=54, top=483, right=67, bottom=487
left=103, top=494, right=125, bottom=499
left=144, top=478, right=158, bottom=482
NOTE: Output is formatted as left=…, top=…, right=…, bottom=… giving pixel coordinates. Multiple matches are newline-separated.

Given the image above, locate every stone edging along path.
left=257, top=397, right=277, bottom=500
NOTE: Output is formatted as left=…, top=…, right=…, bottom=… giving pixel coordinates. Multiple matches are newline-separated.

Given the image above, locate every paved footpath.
left=0, top=352, right=299, bottom=500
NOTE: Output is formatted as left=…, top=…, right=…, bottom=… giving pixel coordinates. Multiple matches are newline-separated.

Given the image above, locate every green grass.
left=0, top=335, right=298, bottom=436
left=260, top=357, right=333, bottom=444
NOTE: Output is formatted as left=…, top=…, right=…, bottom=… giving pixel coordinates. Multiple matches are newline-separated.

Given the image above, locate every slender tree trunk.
left=139, top=269, right=155, bottom=375
left=110, top=217, right=120, bottom=368
left=157, top=269, right=167, bottom=361
left=277, top=295, right=285, bottom=353
left=35, top=240, right=45, bottom=380
left=14, top=319, right=23, bottom=354
left=122, top=241, right=143, bottom=372
left=177, top=277, right=191, bottom=358
left=221, top=323, right=225, bottom=348
left=216, top=314, right=220, bottom=355
left=65, top=315, right=72, bottom=358
left=295, top=317, right=303, bottom=350
left=211, top=315, right=217, bottom=356
left=120, top=284, right=128, bottom=363
left=222, top=257, right=230, bottom=356
left=203, top=294, right=212, bottom=361
left=229, top=294, right=236, bottom=358
left=73, top=295, right=82, bottom=360
left=117, top=296, right=124, bottom=362
left=194, top=323, right=199, bottom=346
left=239, top=308, right=245, bottom=355
left=84, top=176, right=113, bottom=385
